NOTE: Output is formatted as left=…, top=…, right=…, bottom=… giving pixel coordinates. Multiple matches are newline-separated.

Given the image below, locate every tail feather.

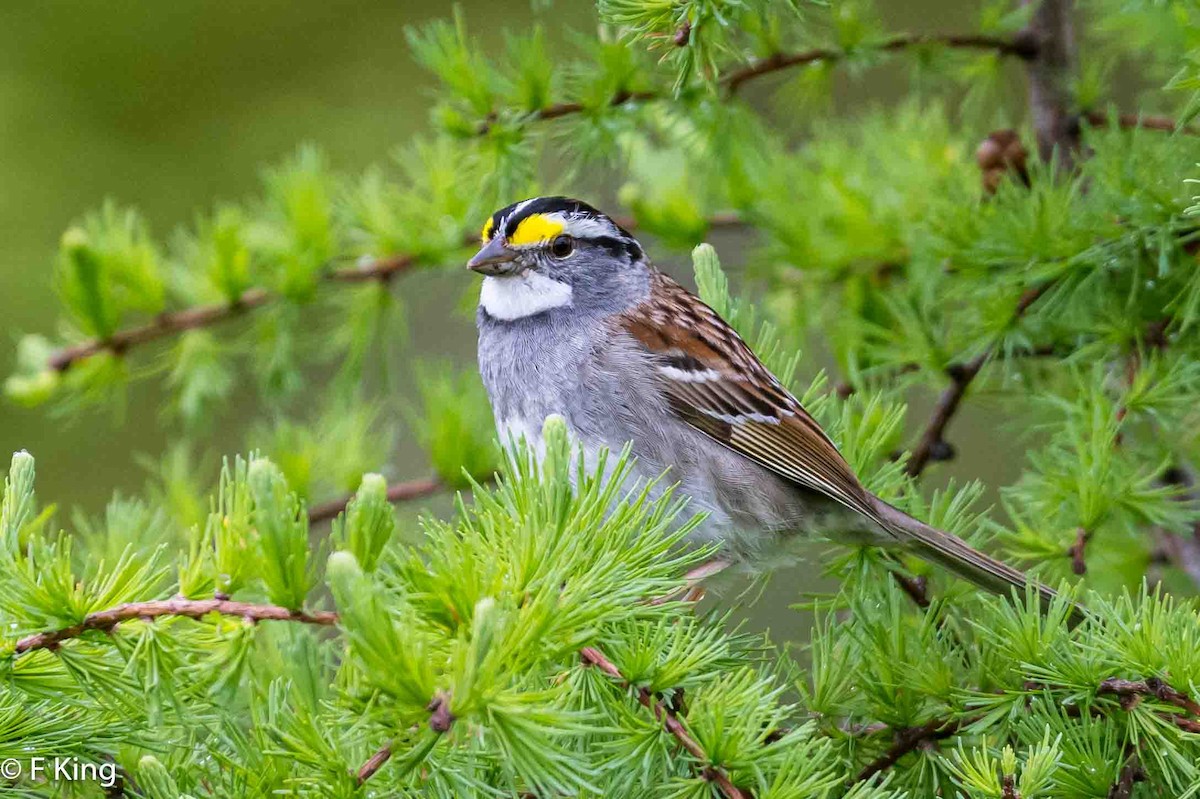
left=869, top=497, right=1072, bottom=615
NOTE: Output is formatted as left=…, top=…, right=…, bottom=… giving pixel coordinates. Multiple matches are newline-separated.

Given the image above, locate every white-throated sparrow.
left=469, top=196, right=1055, bottom=604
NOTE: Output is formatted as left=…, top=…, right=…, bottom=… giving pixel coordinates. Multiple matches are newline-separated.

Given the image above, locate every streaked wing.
left=616, top=271, right=877, bottom=521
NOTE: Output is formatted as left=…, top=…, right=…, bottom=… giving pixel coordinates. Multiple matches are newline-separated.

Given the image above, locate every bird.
left=468, top=195, right=1057, bottom=606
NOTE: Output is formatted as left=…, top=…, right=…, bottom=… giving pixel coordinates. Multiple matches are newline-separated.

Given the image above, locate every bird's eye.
left=549, top=235, right=575, bottom=259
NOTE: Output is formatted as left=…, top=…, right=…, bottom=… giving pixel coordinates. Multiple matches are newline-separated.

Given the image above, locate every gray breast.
left=477, top=307, right=594, bottom=440
left=476, top=307, right=872, bottom=560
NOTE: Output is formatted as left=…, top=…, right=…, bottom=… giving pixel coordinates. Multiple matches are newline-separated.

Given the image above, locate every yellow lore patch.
left=481, top=217, right=495, bottom=244
left=507, top=214, right=564, bottom=246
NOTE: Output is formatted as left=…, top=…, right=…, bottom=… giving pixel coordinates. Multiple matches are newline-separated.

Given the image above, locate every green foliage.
left=412, top=364, right=500, bottom=488
left=55, top=202, right=166, bottom=340
left=249, top=399, right=398, bottom=499
left=3, top=428, right=1200, bottom=795
left=330, top=473, right=396, bottom=573
left=6, top=0, right=1200, bottom=795
left=258, top=145, right=340, bottom=302
left=167, top=331, right=234, bottom=427
left=247, top=458, right=318, bottom=609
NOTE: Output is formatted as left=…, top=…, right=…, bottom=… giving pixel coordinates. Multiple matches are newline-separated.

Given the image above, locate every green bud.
left=248, top=457, right=313, bottom=609
left=60, top=226, right=89, bottom=252
left=541, top=414, right=568, bottom=440
left=2, top=451, right=37, bottom=553
left=358, top=472, right=387, bottom=502
left=540, top=414, right=571, bottom=482
left=7, top=451, right=34, bottom=479
left=336, top=473, right=394, bottom=572
left=136, top=755, right=180, bottom=799
left=691, top=242, right=719, bottom=272
left=5, top=370, right=60, bottom=407
left=327, top=550, right=363, bottom=607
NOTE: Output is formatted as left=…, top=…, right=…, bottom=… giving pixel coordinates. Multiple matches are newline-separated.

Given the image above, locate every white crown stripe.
left=562, top=215, right=620, bottom=239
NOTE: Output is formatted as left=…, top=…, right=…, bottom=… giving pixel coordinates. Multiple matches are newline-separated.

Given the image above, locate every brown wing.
left=616, top=271, right=878, bottom=521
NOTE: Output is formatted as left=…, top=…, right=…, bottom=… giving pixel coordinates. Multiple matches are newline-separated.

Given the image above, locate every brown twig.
left=42, top=213, right=743, bottom=375
left=48, top=288, right=272, bottom=372
left=13, top=598, right=337, bottom=655
left=889, top=565, right=930, bottom=608
left=835, top=343, right=1062, bottom=399
left=1084, top=110, right=1200, bottom=136
left=853, top=673, right=1200, bottom=784
left=475, top=89, right=659, bottom=135
left=723, top=33, right=1034, bottom=94
left=1106, top=752, right=1144, bottom=799
left=47, top=253, right=419, bottom=373
left=473, top=33, right=1032, bottom=134
left=1098, top=677, right=1200, bottom=717
left=579, top=646, right=751, bottom=799
left=354, top=695, right=454, bottom=786
left=307, top=476, right=445, bottom=524
left=355, top=740, right=395, bottom=785
left=905, top=282, right=1053, bottom=478
left=904, top=352, right=990, bottom=478
left=1002, top=774, right=1021, bottom=799
left=1068, top=527, right=1090, bottom=575
left=855, top=717, right=964, bottom=782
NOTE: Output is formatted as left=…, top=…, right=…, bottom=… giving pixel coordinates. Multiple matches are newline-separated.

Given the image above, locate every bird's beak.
left=467, top=237, right=520, bottom=276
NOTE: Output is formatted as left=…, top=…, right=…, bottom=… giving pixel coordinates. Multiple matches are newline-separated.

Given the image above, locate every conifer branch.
left=47, top=288, right=272, bottom=372
left=307, top=476, right=444, bottom=524
left=46, top=253, right=419, bottom=373
left=579, top=646, right=751, bottom=799
left=722, top=33, right=1036, bottom=94
left=13, top=587, right=1200, bottom=788
left=852, top=675, right=1200, bottom=783
left=854, top=717, right=965, bottom=782
left=12, top=598, right=338, bottom=655
left=1084, top=110, right=1200, bottom=136
left=905, top=282, right=1052, bottom=478
left=41, top=216, right=742, bottom=375
left=475, top=33, right=1034, bottom=134
left=354, top=694, right=454, bottom=785
left=1098, top=677, right=1200, bottom=718
left=352, top=645, right=751, bottom=793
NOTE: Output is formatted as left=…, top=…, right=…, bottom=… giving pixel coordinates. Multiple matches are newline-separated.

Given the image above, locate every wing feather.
left=617, top=271, right=877, bottom=521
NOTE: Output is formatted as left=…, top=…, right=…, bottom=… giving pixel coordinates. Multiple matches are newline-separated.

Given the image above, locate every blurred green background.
left=0, top=1, right=599, bottom=508
left=0, top=1, right=1088, bottom=638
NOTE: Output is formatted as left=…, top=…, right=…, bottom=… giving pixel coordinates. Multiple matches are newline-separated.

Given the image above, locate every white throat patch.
left=480, top=272, right=573, bottom=320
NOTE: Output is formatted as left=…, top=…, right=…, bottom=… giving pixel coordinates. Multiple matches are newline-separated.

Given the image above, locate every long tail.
left=869, top=497, right=1069, bottom=613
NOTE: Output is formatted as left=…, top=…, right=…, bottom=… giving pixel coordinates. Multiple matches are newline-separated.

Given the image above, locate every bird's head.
left=469, top=197, right=649, bottom=321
